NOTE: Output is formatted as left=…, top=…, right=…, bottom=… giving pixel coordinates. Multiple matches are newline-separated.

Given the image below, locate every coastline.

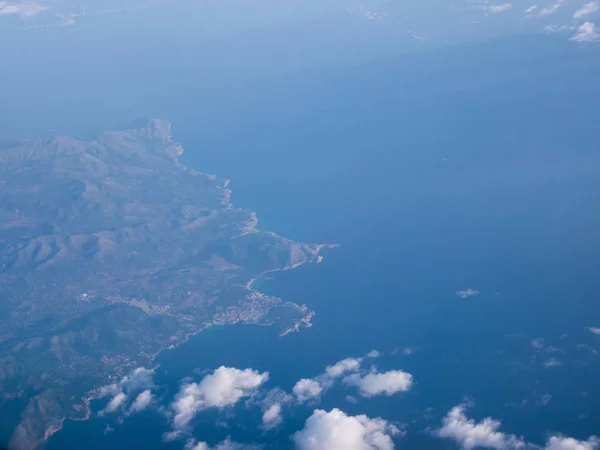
left=30, top=119, right=337, bottom=449
left=244, top=242, right=339, bottom=292
left=164, top=117, right=339, bottom=337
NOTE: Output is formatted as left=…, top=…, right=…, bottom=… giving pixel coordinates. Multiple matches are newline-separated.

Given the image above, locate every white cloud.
left=456, top=289, right=480, bottom=299
left=366, top=350, right=381, bottom=358
left=574, top=2, right=599, bottom=18
left=586, top=326, right=600, bottom=335
left=539, top=2, right=564, bottom=16
left=545, top=436, right=600, bottom=450
left=525, top=5, right=538, bottom=13
left=172, top=366, right=268, bottom=429
left=129, top=390, right=153, bottom=414
left=97, top=366, right=156, bottom=416
left=98, top=367, right=155, bottom=395
left=256, top=388, right=291, bottom=430
left=436, top=404, right=525, bottom=450
left=259, top=387, right=293, bottom=409
left=98, top=383, right=120, bottom=398
left=292, top=354, right=410, bottom=403
left=293, top=378, right=324, bottom=403
left=531, top=338, right=545, bottom=349
left=291, top=356, right=363, bottom=403
left=292, top=408, right=400, bottom=450
left=344, top=370, right=413, bottom=397
left=543, top=24, right=576, bottom=32
left=571, top=22, right=600, bottom=42
left=120, top=367, right=155, bottom=392
left=486, top=3, right=513, bottom=13
left=436, top=405, right=598, bottom=450
left=262, top=403, right=283, bottom=429
left=101, top=392, right=128, bottom=415
left=188, top=442, right=211, bottom=450
left=325, top=358, right=362, bottom=379
left=0, top=1, right=47, bottom=17
left=186, top=437, right=251, bottom=450
left=543, top=358, right=562, bottom=368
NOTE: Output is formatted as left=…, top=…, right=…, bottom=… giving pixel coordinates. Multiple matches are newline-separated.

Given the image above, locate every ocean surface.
left=43, top=34, right=600, bottom=449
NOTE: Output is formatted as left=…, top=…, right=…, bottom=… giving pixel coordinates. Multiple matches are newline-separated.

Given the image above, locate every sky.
left=0, top=0, right=598, bottom=44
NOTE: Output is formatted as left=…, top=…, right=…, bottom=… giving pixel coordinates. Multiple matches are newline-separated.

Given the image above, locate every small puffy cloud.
left=129, top=390, right=153, bottom=414
left=98, top=383, right=120, bottom=398
left=325, top=358, right=362, bottom=379
left=545, top=436, right=600, bottom=450
left=366, top=350, right=381, bottom=358
left=531, top=338, right=545, bottom=349
left=539, top=2, right=563, bottom=16
left=543, top=358, right=562, bottom=368
left=97, top=366, right=156, bottom=416
left=0, top=1, right=47, bottom=17
left=486, top=3, right=513, bottom=13
left=293, top=379, right=324, bottom=403
left=574, top=2, right=599, bottom=19
left=456, top=289, right=480, bottom=299
left=172, top=366, right=268, bottom=429
left=523, top=0, right=568, bottom=17
left=586, top=326, right=600, bottom=335
left=186, top=437, right=253, bottom=450
left=292, top=354, right=410, bottom=404
left=262, top=403, right=283, bottom=429
left=97, top=367, right=154, bottom=415
left=344, top=370, right=413, bottom=397
left=120, top=367, right=155, bottom=392
left=256, top=388, right=292, bottom=430
left=543, top=24, right=576, bottom=33
left=292, top=408, right=400, bottom=450
left=292, top=356, right=363, bottom=403
left=188, top=442, right=211, bottom=450
left=259, top=387, right=293, bottom=406
left=436, top=404, right=525, bottom=450
left=190, top=366, right=268, bottom=408
left=101, top=392, right=128, bottom=415
left=98, top=366, right=155, bottom=395
left=258, top=387, right=293, bottom=411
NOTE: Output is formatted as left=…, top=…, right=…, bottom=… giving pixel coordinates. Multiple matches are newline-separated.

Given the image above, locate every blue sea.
left=27, top=34, right=600, bottom=449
